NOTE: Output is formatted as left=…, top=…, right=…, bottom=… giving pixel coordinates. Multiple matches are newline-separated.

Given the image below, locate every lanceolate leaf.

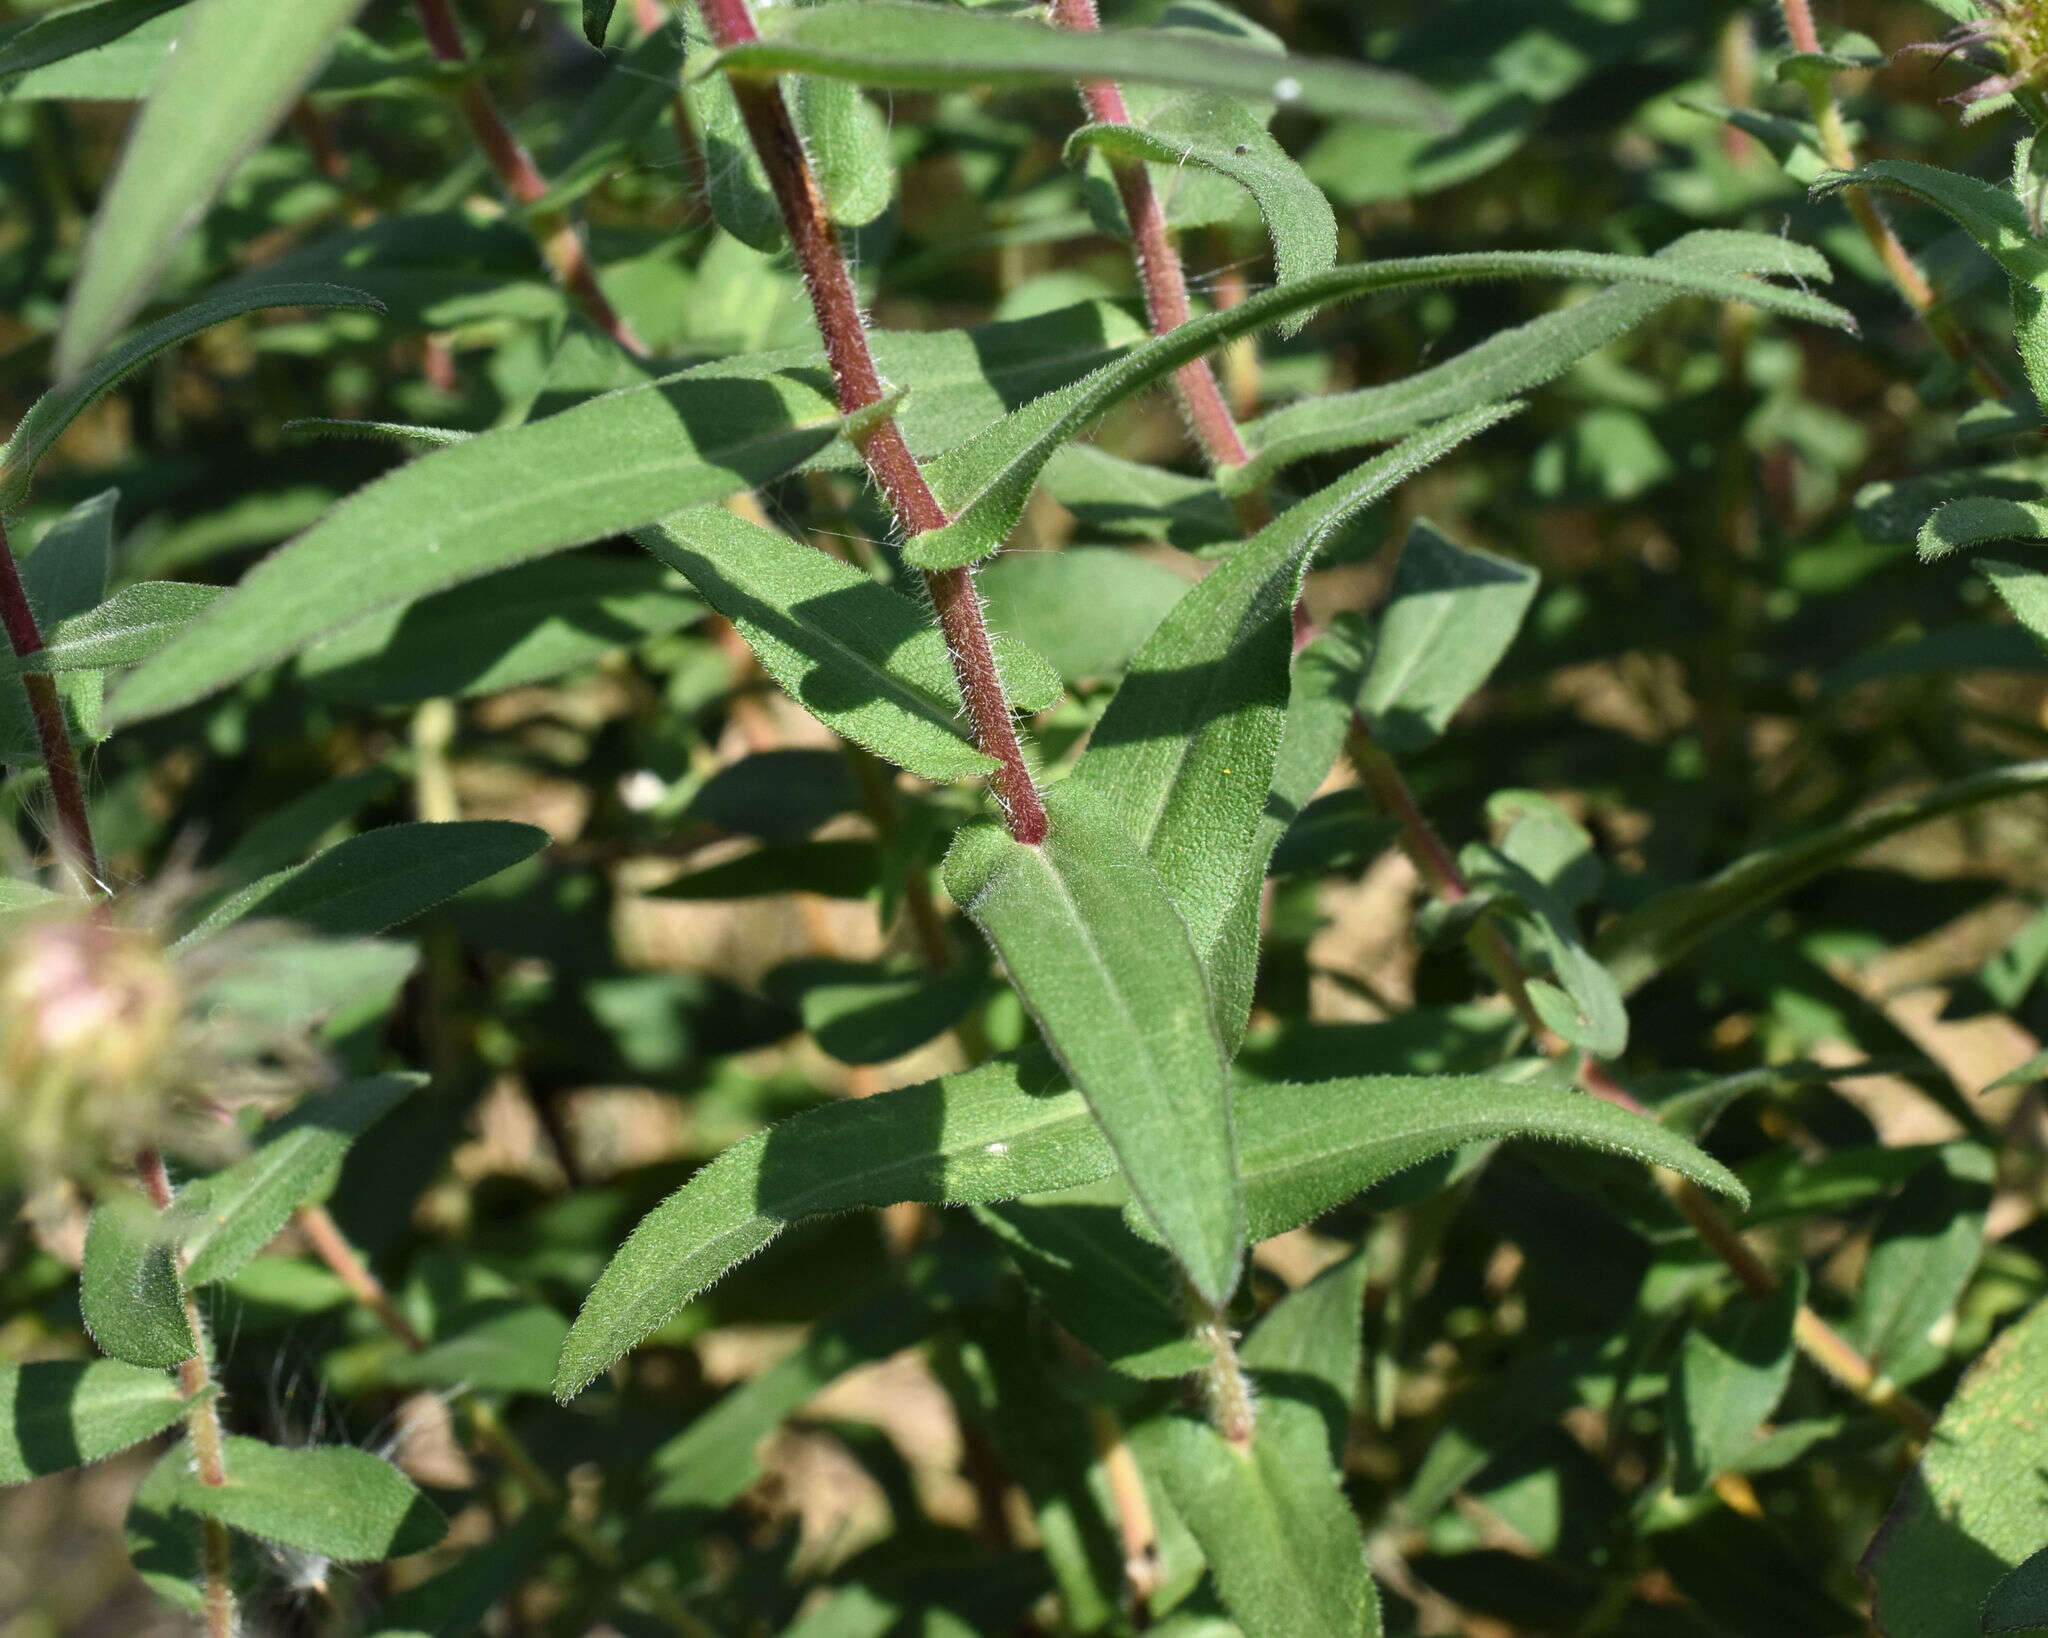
left=0, top=0, right=189, bottom=84
left=1671, top=1277, right=1802, bottom=1493
left=1915, top=495, right=2048, bottom=560
left=55, top=0, right=371, bottom=378
left=555, top=1067, right=1745, bottom=1399
left=179, top=821, right=548, bottom=944
left=1981, top=557, right=2048, bottom=644
left=1227, top=1075, right=1745, bottom=1244
left=1849, top=1144, right=1994, bottom=1385
left=178, top=1075, right=424, bottom=1287
left=1862, top=1294, right=2048, bottom=1638
left=1240, top=1251, right=1371, bottom=1464
left=1814, top=160, right=2048, bottom=409
left=23, top=583, right=223, bottom=672
left=1067, top=93, right=1338, bottom=319
left=1597, top=758, right=2048, bottom=995
left=0, top=284, right=382, bottom=511
left=944, top=782, right=1243, bottom=1306
left=637, top=507, right=1006, bottom=782
left=0, top=1360, right=187, bottom=1483
left=108, top=369, right=853, bottom=727
left=906, top=249, right=1853, bottom=571
left=1077, top=408, right=1519, bottom=972
left=1358, top=520, right=1539, bottom=753
left=167, top=1436, right=446, bottom=1563
left=718, top=1, right=1452, bottom=128
left=553, top=1058, right=1114, bottom=1399
left=1230, top=230, right=1839, bottom=494
left=1133, top=1394, right=1382, bottom=1638
left=80, top=1194, right=195, bottom=1370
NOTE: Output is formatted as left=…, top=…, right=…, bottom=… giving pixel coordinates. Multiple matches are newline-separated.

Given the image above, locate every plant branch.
left=137, top=1147, right=237, bottom=1638
left=1777, top=0, right=2009, bottom=400
left=699, top=0, right=1046, bottom=844
left=1046, top=0, right=1268, bottom=531
left=413, top=0, right=649, bottom=357
left=0, top=516, right=100, bottom=891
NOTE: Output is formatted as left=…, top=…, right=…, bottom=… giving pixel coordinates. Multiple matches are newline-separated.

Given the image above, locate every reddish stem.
left=0, top=516, right=101, bottom=888
left=701, top=0, right=1046, bottom=844
left=413, top=0, right=649, bottom=357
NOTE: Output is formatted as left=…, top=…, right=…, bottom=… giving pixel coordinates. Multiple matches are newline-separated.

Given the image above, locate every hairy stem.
left=413, top=0, right=648, bottom=357
left=1777, top=0, right=2009, bottom=400
left=1046, top=0, right=1269, bottom=531
left=699, top=0, right=1046, bottom=844
left=0, top=516, right=100, bottom=891
left=138, top=1147, right=237, bottom=1637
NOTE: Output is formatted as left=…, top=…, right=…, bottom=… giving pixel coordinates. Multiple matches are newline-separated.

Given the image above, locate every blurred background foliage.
left=4, top=0, right=2048, bottom=1633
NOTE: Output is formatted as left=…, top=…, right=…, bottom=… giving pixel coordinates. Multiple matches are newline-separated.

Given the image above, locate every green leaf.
left=769, top=957, right=988, bottom=1066
left=1067, top=93, right=1337, bottom=327
left=977, top=547, right=1193, bottom=684
left=1863, top=1294, right=2048, bottom=1638
left=943, top=782, right=1243, bottom=1305
left=366, top=1508, right=557, bottom=1638
left=0, top=492, right=116, bottom=762
left=1916, top=496, right=2048, bottom=561
left=1038, top=444, right=1237, bottom=549
left=1461, top=844, right=1628, bottom=1057
left=907, top=249, right=1853, bottom=571
left=108, top=368, right=851, bottom=727
left=179, top=821, right=548, bottom=944
left=80, top=1193, right=195, bottom=1369
left=23, top=583, right=222, bottom=673
left=636, top=507, right=1002, bottom=783
left=1077, top=413, right=1518, bottom=984
left=297, top=552, right=701, bottom=705
left=1228, top=1075, right=1745, bottom=1245
left=177, top=1075, right=423, bottom=1288
left=0, top=0, right=185, bottom=82
left=718, top=1, right=1452, bottom=128
left=55, top=0, right=371, bottom=379
left=1358, top=520, right=1538, bottom=753
left=1984, top=1547, right=2048, bottom=1636
left=1982, top=558, right=2048, bottom=646
left=1, top=284, right=381, bottom=511
left=688, top=10, right=893, bottom=254
left=1228, top=230, right=1846, bottom=495
left=580, top=0, right=615, bottom=50
left=1597, top=759, right=2048, bottom=995
left=0, top=1360, right=186, bottom=1483
left=1814, top=160, right=2048, bottom=409
left=1240, top=1251, right=1370, bottom=1465
left=1671, top=1277, right=1801, bottom=1493
left=127, top=1441, right=240, bottom=1615
left=383, top=1301, right=569, bottom=1397
left=649, top=839, right=882, bottom=901
left=167, top=1435, right=446, bottom=1562
left=975, top=1198, right=1207, bottom=1379
left=554, top=1059, right=1114, bottom=1399
left=1848, top=1144, right=1994, bottom=1386
left=1133, top=1393, right=1381, bottom=1638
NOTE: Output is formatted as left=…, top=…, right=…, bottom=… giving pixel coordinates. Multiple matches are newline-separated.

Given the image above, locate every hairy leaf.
left=1848, top=1144, right=1993, bottom=1385
left=1862, top=1294, right=2048, bottom=1637
left=55, top=0, right=370, bottom=377
left=1814, top=160, right=2048, bottom=408
left=1077, top=410, right=1519, bottom=976
left=944, top=782, right=1243, bottom=1305
left=1981, top=556, right=2048, bottom=647
left=181, top=821, right=548, bottom=944
left=80, top=1194, right=195, bottom=1369
left=907, top=249, right=1853, bottom=571
left=719, top=1, right=1451, bottom=128
left=1915, top=495, right=2048, bottom=561
left=23, top=584, right=222, bottom=673
left=1671, top=1278, right=1801, bottom=1493
left=1984, top=1547, right=2048, bottom=1636
left=554, top=1059, right=1111, bottom=1398
left=0, top=1360, right=186, bottom=1483
left=167, top=1436, right=446, bottom=1563
left=1067, top=93, right=1337, bottom=325
left=1358, top=520, right=1538, bottom=752
left=1133, top=1394, right=1381, bottom=1638
left=109, top=369, right=852, bottom=727
left=178, top=1075, right=423, bottom=1287
left=1240, top=1251, right=1370, bottom=1464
